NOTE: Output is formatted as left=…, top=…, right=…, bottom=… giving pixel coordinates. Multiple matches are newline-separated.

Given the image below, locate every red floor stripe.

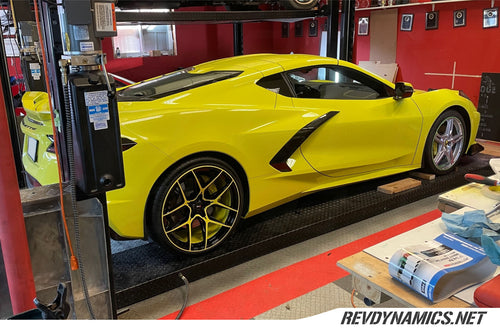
left=160, top=209, right=442, bottom=320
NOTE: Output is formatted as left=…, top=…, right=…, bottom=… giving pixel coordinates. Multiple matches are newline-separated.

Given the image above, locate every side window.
left=285, top=66, right=393, bottom=100
left=256, top=73, right=293, bottom=97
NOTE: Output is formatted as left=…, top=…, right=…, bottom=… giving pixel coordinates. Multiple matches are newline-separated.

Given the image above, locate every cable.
left=350, top=289, right=357, bottom=308
left=176, top=273, right=189, bottom=320
left=33, top=0, right=79, bottom=271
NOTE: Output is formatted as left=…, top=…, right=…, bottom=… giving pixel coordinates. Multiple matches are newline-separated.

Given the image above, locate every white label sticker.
left=94, top=2, right=116, bottom=32
left=80, top=41, right=94, bottom=52
left=85, top=91, right=110, bottom=131
left=29, top=62, right=41, bottom=80
left=73, top=25, right=90, bottom=40
left=23, top=35, right=33, bottom=44
left=85, top=90, right=108, bottom=106
left=88, top=104, right=110, bottom=131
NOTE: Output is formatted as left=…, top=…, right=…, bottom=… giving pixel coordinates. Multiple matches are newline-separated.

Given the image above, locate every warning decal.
left=85, top=90, right=110, bottom=130
left=94, top=2, right=116, bottom=32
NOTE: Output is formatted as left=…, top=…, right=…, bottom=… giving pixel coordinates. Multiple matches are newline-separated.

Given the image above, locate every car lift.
left=113, top=154, right=493, bottom=309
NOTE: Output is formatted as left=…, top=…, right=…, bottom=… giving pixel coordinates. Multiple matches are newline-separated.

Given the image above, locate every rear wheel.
left=422, top=110, right=467, bottom=175
left=149, top=157, right=244, bottom=255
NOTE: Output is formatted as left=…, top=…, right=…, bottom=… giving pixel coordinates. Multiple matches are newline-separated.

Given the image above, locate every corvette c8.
left=20, top=53, right=482, bottom=254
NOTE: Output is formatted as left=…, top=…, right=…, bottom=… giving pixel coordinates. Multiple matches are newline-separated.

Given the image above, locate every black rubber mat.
left=112, top=154, right=494, bottom=309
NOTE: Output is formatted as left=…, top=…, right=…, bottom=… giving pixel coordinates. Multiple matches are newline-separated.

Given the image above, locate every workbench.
left=337, top=178, right=500, bottom=308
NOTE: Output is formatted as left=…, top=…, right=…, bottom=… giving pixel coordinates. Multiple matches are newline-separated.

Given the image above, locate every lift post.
left=6, top=0, right=123, bottom=319
left=233, top=22, right=243, bottom=56
left=325, top=0, right=339, bottom=58
left=339, top=0, right=355, bottom=62
left=0, top=68, right=36, bottom=316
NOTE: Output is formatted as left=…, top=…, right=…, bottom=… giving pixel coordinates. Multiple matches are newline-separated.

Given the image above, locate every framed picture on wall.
left=483, top=8, right=499, bottom=28
left=295, top=21, right=303, bottom=37
left=281, top=22, right=289, bottom=38
left=401, top=13, right=414, bottom=31
left=358, top=17, right=369, bottom=36
left=308, top=20, right=318, bottom=37
left=454, top=9, right=466, bottom=27
left=426, top=11, right=439, bottom=30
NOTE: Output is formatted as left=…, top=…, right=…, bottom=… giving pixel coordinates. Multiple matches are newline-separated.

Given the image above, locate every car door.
left=284, top=64, right=423, bottom=178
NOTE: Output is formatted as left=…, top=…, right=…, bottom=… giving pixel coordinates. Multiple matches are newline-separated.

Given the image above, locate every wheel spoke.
left=446, top=148, right=455, bottom=165
left=450, top=134, right=463, bottom=144
left=433, top=147, right=446, bottom=165
left=199, top=216, right=208, bottom=250
left=191, top=170, right=204, bottom=194
left=162, top=202, right=188, bottom=218
left=445, top=119, right=454, bottom=135
left=214, top=179, right=234, bottom=201
left=166, top=217, right=191, bottom=234
left=212, top=201, right=239, bottom=213
left=206, top=216, right=232, bottom=228
left=187, top=223, right=192, bottom=251
left=176, top=181, right=188, bottom=202
left=203, top=170, right=223, bottom=192
left=434, top=134, right=444, bottom=144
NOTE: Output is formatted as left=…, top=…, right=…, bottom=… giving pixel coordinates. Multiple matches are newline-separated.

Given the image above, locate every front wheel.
left=149, top=157, right=245, bottom=255
left=422, top=110, right=467, bottom=175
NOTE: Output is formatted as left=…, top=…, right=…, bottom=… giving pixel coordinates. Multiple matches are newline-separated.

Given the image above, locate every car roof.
left=191, top=53, right=340, bottom=75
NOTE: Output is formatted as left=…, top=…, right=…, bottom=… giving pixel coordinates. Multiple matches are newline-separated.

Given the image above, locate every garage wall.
left=354, top=1, right=500, bottom=106
left=104, top=7, right=326, bottom=83
left=369, top=9, right=398, bottom=63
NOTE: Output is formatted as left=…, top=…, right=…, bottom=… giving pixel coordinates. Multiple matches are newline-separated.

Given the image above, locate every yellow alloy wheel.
left=149, top=157, right=244, bottom=254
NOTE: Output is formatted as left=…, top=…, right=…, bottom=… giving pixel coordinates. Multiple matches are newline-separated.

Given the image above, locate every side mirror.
left=394, top=82, right=414, bottom=100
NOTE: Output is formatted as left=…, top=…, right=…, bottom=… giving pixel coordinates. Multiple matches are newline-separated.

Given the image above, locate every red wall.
left=6, top=8, right=323, bottom=85
left=354, top=1, right=500, bottom=106
left=6, top=57, right=22, bottom=79
left=105, top=7, right=325, bottom=82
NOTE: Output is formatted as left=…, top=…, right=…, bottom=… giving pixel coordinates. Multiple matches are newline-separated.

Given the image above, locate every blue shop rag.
left=442, top=210, right=500, bottom=265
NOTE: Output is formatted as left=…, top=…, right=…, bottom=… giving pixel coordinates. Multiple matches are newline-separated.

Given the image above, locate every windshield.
left=117, top=68, right=242, bottom=101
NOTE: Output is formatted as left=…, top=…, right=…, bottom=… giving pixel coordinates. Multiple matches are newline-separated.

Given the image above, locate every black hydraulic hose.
left=63, top=82, right=96, bottom=319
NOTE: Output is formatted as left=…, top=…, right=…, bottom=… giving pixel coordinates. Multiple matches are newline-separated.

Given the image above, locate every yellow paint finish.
left=20, top=54, right=481, bottom=240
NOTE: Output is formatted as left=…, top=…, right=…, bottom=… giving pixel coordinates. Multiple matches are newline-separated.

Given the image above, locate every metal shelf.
left=356, top=0, right=496, bottom=12
left=116, top=9, right=322, bottom=24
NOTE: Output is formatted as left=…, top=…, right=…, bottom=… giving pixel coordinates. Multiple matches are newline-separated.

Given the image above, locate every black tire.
left=283, top=0, right=318, bottom=10
left=149, top=157, right=244, bottom=255
left=422, top=110, right=467, bottom=175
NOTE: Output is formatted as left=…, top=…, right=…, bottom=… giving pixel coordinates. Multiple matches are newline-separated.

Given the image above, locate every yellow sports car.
left=21, top=53, right=482, bottom=254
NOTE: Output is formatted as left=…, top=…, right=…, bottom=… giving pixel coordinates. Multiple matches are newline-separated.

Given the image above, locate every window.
left=113, top=24, right=176, bottom=58
left=256, top=73, right=293, bottom=97
left=1, top=9, right=19, bottom=57
left=284, top=66, right=393, bottom=100
left=117, top=68, right=242, bottom=101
